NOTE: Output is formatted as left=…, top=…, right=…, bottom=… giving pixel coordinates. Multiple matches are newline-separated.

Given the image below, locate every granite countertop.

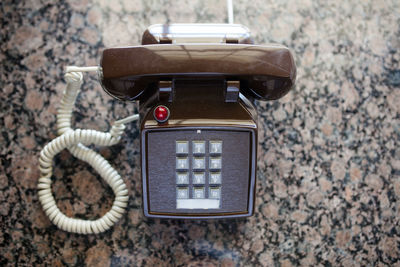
left=1, top=0, right=399, bottom=266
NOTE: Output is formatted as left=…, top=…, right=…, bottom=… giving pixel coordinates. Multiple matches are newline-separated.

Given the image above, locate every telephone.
left=38, top=23, right=296, bottom=233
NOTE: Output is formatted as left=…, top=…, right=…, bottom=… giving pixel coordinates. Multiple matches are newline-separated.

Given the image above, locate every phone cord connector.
left=38, top=66, right=138, bottom=234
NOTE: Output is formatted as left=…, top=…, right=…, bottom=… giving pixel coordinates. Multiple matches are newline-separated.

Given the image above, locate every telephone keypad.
left=175, top=140, right=222, bottom=208
left=147, top=130, right=252, bottom=216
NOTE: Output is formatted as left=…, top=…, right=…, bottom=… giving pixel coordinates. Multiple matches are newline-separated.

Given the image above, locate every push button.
left=209, top=157, right=222, bottom=169
left=210, top=141, right=222, bottom=154
left=177, top=187, right=189, bottom=199
left=176, top=141, right=189, bottom=154
left=176, top=157, right=189, bottom=170
left=193, top=187, right=205, bottom=199
left=209, top=187, right=221, bottom=199
left=176, top=172, right=189, bottom=184
left=209, top=172, right=221, bottom=184
left=193, top=172, right=205, bottom=184
left=193, top=141, right=205, bottom=154
left=193, top=157, right=205, bottom=170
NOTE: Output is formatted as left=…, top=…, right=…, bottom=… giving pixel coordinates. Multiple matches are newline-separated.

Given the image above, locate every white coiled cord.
left=38, top=66, right=139, bottom=234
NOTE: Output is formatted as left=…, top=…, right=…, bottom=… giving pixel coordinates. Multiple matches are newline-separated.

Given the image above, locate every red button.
left=154, top=105, right=169, bottom=123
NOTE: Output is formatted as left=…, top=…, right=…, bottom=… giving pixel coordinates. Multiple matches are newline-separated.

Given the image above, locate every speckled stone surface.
left=1, top=0, right=399, bottom=266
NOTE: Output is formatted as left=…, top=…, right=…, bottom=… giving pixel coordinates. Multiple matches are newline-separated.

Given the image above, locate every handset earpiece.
left=245, top=48, right=296, bottom=101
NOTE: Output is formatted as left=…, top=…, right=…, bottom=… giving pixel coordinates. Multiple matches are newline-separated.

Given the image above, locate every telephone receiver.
left=38, top=23, right=296, bottom=234
left=101, top=24, right=296, bottom=103
left=100, top=24, right=296, bottom=218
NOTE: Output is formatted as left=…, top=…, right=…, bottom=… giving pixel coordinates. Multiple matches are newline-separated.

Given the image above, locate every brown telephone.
left=100, top=24, right=296, bottom=219
left=38, top=23, right=295, bottom=234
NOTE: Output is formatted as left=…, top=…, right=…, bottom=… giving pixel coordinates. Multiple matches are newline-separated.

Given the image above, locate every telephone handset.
left=38, top=23, right=296, bottom=233
left=101, top=24, right=295, bottom=102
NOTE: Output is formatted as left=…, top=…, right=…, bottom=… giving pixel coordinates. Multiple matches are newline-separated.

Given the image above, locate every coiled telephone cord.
left=38, top=66, right=138, bottom=234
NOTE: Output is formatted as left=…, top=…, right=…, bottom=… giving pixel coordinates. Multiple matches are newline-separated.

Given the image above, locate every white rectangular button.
left=176, top=157, right=189, bottom=169
left=176, top=172, right=189, bottom=184
left=193, top=172, right=205, bottom=184
left=193, top=157, right=205, bottom=170
left=209, top=172, right=221, bottom=184
left=209, top=157, right=222, bottom=169
left=209, top=187, right=221, bottom=199
left=193, top=187, right=205, bottom=199
left=177, top=187, right=189, bottom=199
left=210, top=141, right=222, bottom=154
left=177, top=199, right=220, bottom=209
left=193, top=141, right=205, bottom=154
left=176, top=141, right=189, bottom=154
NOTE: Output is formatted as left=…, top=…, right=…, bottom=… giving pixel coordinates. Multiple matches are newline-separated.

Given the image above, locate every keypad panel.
left=146, top=129, right=252, bottom=215
left=175, top=140, right=222, bottom=209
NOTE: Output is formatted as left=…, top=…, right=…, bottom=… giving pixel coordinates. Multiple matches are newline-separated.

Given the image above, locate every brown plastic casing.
left=141, top=80, right=258, bottom=218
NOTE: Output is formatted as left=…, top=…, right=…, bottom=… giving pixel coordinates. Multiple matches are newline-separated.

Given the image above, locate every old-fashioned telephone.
left=38, top=21, right=296, bottom=233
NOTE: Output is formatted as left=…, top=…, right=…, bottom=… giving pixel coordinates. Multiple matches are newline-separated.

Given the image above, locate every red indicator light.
left=153, top=105, right=170, bottom=123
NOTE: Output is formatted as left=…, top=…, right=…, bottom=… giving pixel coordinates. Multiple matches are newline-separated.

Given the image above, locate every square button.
left=176, top=141, right=189, bottom=154
left=193, top=172, right=205, bottom=184
left=176, top=157, right=189, bottom=170
left=193, top=157, right=205, bottom=170
left=193, top=141, right=205, bottom=154
left=210, top=141, right=222, bottom=154
left=193, top=187, right=205, bottom=199
left=209, top=172, right=221, bottom=184
left=209, top=157, right=222, bottom=169
left=176, top=172, right=189, bottom=184
left=209, top=187, right=221, bottom=199
left=177, top=187, right=189, bottom=199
